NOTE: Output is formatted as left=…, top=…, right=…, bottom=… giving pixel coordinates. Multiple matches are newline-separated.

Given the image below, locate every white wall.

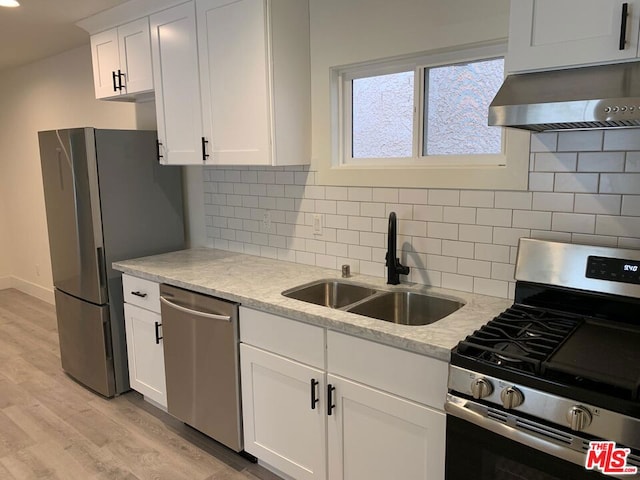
left=0, top=44, right=156, bottom=303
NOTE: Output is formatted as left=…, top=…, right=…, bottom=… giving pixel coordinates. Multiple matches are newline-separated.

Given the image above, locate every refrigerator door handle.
left=96, top=247, right=107, bottom=290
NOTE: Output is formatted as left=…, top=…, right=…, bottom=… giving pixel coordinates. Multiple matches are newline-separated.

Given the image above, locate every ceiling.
left=0, top=0, right=130, bottom=72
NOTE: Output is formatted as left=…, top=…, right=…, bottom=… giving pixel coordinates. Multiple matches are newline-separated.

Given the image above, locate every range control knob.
left=470, top=377, right=493, bottom=399
left=567, top=406, right=592, bottom=431
left=500, top=386, right=524, bottom=409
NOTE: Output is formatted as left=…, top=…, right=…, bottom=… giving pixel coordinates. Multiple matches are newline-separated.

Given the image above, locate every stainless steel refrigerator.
left=38, top=128, right=185, bottom=397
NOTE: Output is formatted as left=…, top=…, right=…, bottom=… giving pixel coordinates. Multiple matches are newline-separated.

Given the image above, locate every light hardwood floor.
left=0, top=288, right=283, bottom=480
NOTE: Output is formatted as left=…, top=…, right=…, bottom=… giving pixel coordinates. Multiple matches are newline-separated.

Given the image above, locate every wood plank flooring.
left=0, top=289, right=283, bottom=480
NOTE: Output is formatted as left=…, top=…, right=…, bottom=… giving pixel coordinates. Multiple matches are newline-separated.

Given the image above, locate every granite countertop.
left=114, top=248, right=512, bottom=361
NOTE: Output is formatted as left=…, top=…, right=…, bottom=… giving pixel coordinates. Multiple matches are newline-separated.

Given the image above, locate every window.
left=337, top=45, right=506, bottom=166
left=322, top=42, right=530, bottom=190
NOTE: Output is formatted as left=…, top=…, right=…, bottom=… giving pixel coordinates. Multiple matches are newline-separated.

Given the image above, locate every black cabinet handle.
left=327, top=384, right=336, bottom=416
left=201, top=137, right=209, bottom=161
left=112, top=71, right=118, bottom=92
left=620, top=3, right=629, bottom=50
left=154, top=321, right=163, bottom=345
left=117, top=69, right=125, bottom=90
left=311, top=379, right=319, bottom=410
left=131, top=291, right=147, bottom=298
left=156, top=140, right=164, bottom=163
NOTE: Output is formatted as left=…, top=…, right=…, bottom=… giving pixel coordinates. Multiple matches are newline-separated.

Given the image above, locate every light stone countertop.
left=113, top=248, right=513, bottom=362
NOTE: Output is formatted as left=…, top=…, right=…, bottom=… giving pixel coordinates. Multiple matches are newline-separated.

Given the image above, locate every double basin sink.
left=282, top=279, right=465, bottom=326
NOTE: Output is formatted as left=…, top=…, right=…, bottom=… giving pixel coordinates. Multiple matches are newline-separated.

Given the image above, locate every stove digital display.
left=586, top=256, right=640, bottom=284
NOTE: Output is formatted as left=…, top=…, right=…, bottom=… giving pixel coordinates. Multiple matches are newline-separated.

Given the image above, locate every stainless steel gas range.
left=446, top=238, right=640, bottom=480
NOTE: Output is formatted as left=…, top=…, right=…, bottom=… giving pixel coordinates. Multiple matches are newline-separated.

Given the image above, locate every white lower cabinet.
left=240, top=344, right=326, bottom=480
left=327, top=374, right=445, bottom=480
left=122, top=274, right=167, bottom=407
left=239, top=307, right=447, bottom=480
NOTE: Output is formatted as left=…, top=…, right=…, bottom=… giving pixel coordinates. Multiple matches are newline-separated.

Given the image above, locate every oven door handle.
left=445, top=395, right=590, bottom=469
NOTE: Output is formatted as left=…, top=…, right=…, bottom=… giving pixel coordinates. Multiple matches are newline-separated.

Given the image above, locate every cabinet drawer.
left=239, top=307, right=324, bottom=369
left=327, top=330, right=447, bottom=410
left=122, top=274, right=160, bottom=313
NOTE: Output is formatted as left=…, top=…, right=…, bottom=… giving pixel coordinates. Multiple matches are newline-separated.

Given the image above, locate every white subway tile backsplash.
left=532, top=192, right=574, bottom=212
left=428, top=189, right=460, bottom=206
left=604, top=130, right=640, bottom=151
left=372, top=188, right=399, bottom=203
left=534, top=153, right=577, bottom=172
left=460, top=190, right=494, bottom=208
left=528, top=172, right=555, bottom=192
left=428, top=222, right=459, bottom=240
left=442, top=273, right=474, bottom=292
left=513, top=210, right=552, bottom=230
left=426, top=255, right=458, bottom=273
left=337, top=201, right=360, bottom=216
left=552, top=213, right=596, bottom=234
left=443, top=206, right=476, bottom=224
left=530, top=132, right=558, bottom=152
left=600, top=173, right=640, bottom=194
left=474, top=278, right=508, bottom=298
left=325, top=186, right=348, bottom=200
left=475, top=243, right=510, bottom=263
left=442, top=240, right=474, bottom=259
left=476, top=208, right=512, bottom=227
left=557, top=131, right=603, bottom=152
left=578, top=152, right=625, bottom=172
left=414, top=205, right=443, bottom=222
left=361, top=202, right=386, bottom=218
left=399, top=188, right=428, bottom=204
left=459, top=225, right=493, bottom=243
left=348, top=187, right=373, bottom=202
left=626, top=152, right=640, bottom=172
left=204, top=130, right=639, bottom=301
left=574, top=194, right=621, bottom=215
left=622, top=196, right=640, bottom=216
left=458, top=259, right=491, bottom=278
left=495, top=192, right=532, bottom=210
left=554, top=173, right=599, bottom=193
left=596, top=215, right=640, bottom=237
left=493, top=227, right=530, bottom=246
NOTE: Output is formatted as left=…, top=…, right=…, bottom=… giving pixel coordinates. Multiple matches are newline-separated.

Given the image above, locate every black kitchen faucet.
left=386, top=212, right=410, bottom=285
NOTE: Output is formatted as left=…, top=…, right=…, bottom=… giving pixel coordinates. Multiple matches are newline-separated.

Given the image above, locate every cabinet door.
left=90, top=28, right=120, bottom=99
left=197, top=0, right=272, bottom=165
left=124, top=303, right=167, bottom=407
left=508, top=0, right=640, bottom=72
left=117, top=17, right=153, bottom=96
left=150, top=2, right=205, bottom=165
left=327, top=374, right=446, bottom=480
left=240, top=344, right=326, bottom=480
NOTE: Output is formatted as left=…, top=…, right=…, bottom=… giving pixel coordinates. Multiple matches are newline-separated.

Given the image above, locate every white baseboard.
left=0, top=276, right=55, bottom=305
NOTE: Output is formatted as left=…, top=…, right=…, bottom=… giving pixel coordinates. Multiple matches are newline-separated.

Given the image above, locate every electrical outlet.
left=313, top=214, right=323, bottom=235
left=262, top=211, right=272, bottom=233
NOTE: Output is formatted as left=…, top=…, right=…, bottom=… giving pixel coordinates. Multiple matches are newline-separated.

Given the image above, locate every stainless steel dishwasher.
left=159, top=284, right=242, bottom=452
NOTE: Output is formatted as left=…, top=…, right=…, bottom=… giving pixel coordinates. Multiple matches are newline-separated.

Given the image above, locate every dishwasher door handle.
left=160, top=296, right=232, bottom=322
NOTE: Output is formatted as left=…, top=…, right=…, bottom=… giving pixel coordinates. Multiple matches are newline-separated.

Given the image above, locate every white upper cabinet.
left=150, top=2, right=205, bottom=165
left=507, top=0, right=640, bottom=72
left=197, top=0, right=311, bottom=166
left=90, top=17, right=153, bottom=100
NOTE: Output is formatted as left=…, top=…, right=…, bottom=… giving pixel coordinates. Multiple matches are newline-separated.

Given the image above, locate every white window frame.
left=339, top=44, right=506, bottom=167
left=321, top=41, right=531, bottom=191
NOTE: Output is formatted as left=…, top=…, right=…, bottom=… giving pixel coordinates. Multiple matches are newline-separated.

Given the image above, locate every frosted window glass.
left=424, top=58, right=504, bottom=156
left=352, top=71, right=414, bottom=158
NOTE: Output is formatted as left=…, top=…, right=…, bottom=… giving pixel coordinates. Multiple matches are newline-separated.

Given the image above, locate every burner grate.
left=457, top=305, right=581, bottom=374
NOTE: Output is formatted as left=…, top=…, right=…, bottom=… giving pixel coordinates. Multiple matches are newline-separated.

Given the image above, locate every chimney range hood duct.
left=488, top=61, right=640, bottom=132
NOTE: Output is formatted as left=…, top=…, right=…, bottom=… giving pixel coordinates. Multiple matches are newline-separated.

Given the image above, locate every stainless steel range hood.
left=488, top=61, right=640, bottom=132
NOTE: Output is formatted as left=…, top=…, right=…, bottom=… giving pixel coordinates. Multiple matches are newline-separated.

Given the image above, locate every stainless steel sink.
left=282, top=280, right=378, bottom=309
left=346, top=291, right=465, bottom=326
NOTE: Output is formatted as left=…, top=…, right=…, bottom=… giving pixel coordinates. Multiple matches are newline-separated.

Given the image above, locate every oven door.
left=446, top=416, right=609, bottom=479
left=444, top=394, right=638, bottom=480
